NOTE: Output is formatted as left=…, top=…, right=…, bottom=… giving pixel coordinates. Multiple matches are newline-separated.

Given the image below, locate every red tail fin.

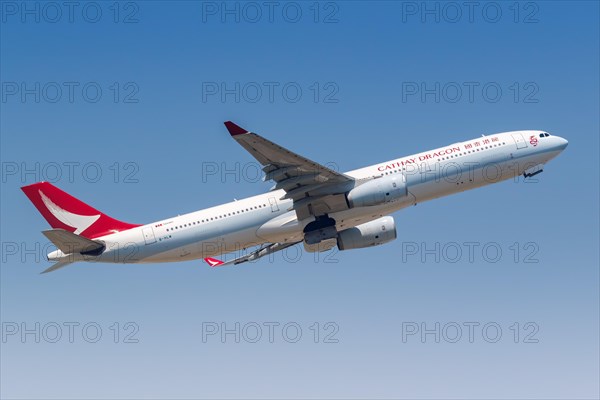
left=21, top=182, right=140, bottom=239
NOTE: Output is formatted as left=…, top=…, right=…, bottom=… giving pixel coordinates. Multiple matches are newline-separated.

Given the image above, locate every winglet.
left=224, top=121, right=248, bottom=136
left=204, top=257, right=225, bottom=267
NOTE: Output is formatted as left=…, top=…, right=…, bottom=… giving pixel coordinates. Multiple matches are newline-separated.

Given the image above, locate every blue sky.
left=1, top=1, right=598, bottom=399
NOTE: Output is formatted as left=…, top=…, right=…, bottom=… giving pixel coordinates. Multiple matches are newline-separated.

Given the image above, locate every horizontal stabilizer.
left=41, top=260, right=73, bottom=274
left=204, top=257, right=225, bottom=267
left=42, top=229, right=105, bottom=254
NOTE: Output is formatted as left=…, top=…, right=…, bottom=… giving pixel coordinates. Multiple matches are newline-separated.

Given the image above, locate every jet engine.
left=346, top=175, right=407, bottom=208
left=336, top=216, right=397, bottom=250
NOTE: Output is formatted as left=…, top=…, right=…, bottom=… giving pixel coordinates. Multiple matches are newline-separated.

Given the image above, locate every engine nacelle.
left=337, top=216, right=397, bottom=250
left=346, top=175, right=407, bottom=208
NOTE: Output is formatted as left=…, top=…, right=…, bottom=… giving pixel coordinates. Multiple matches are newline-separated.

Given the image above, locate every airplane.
left=21, top=122, right=568, bottom=273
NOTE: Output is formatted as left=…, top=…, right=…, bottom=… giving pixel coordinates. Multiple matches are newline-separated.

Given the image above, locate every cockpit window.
left=540, top=132, right=550, bottom=138
left=539, top=133, right=544, bottom=138
left=545, top=133, right=550, bottom=137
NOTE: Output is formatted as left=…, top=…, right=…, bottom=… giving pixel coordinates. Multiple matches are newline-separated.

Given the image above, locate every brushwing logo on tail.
left=39, top=190, right=100, bottom=234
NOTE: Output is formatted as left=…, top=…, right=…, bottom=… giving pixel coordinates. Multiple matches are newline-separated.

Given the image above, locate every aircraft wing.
left=204, top=241, right=300, bottom=267
left=224, top=121, right=355, bottom=220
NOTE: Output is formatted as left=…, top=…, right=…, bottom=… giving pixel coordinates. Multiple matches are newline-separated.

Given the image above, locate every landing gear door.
left=512, top=133, right=528, bottom=149
left=142, top=227, right=156, bottom=245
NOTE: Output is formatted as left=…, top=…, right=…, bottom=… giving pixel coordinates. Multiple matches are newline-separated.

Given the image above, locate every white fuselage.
left=49, top=130, right=567, bottom=264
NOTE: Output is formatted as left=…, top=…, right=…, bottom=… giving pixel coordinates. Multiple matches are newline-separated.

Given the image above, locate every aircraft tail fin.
left=21, top=182, right=140, bottom=239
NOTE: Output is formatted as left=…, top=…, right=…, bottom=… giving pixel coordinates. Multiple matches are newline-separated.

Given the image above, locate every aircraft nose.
left=556, top=137, right=569, bottom=151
